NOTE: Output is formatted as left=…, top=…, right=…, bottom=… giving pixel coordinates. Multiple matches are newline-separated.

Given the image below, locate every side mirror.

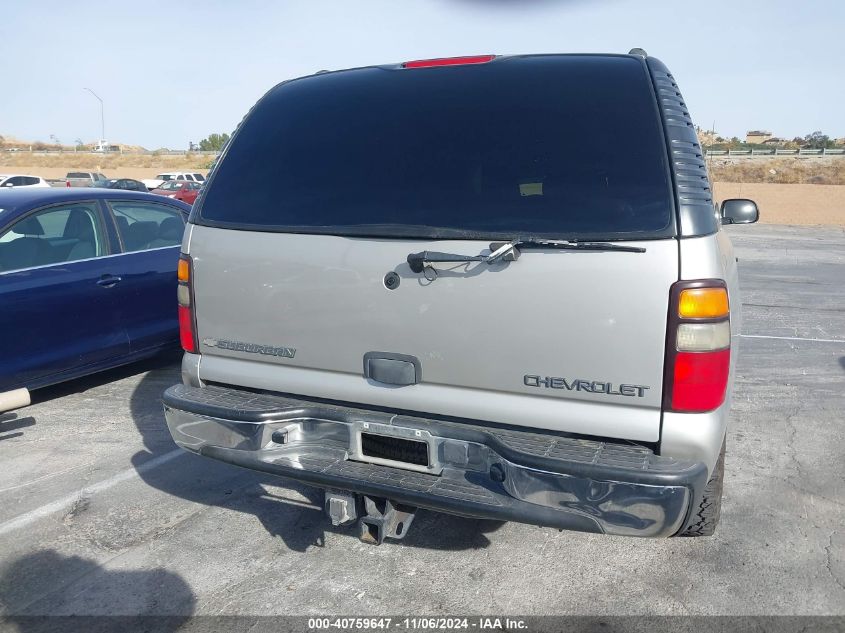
left=3, top=182, right=14, bottom=187
left=721, top=199, right=759, bottom=225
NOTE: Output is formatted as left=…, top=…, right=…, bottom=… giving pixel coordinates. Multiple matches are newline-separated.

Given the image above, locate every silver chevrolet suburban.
left=163, top=51, right=759, bottom=544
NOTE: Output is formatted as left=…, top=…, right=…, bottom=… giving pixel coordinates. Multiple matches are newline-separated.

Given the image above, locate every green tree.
left=802, top=131, right=835, bottom=149
left=198, top=133, right=230, bottom=152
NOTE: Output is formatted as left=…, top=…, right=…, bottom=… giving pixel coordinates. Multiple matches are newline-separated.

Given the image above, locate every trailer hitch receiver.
left=357, top=496, right=417, bottom=545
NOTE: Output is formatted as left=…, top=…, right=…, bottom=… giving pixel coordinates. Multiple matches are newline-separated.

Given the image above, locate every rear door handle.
left=96, top=275, right=122, bottom=288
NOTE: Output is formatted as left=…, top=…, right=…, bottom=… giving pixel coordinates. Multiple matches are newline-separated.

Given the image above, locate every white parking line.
left=0, top=449, right=185, bottom=537
left=740, top=334, right=845, bottom=344
left=0, top=461, right=97, bottom=493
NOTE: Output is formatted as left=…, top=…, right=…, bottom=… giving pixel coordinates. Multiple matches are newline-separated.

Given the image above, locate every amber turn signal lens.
left=177, top=257, right=190, bottom=282
left=678, top=287, right=729, bottom=319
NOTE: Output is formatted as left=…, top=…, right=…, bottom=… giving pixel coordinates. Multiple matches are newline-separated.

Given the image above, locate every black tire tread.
left=679, top=439, right=725, bottom=537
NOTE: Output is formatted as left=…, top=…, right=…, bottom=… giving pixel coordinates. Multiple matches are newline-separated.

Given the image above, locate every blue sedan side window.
left=0, top=203, right=105, bottom=273
left=108, top=201, right=185, bottom=252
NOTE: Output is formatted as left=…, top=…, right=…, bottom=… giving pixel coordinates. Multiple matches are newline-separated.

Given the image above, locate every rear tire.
left=679, top=438, right=725, bottom=537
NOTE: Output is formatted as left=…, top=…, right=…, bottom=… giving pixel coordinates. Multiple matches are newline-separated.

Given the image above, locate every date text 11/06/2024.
left=306, top=617, right=528, bottom=630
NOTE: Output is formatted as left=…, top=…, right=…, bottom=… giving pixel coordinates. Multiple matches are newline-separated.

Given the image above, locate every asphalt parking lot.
left=1, top=224, right=843, bottom=619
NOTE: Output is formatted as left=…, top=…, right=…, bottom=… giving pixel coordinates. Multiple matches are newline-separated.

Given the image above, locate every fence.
left=703, top=147, right=845, bottom=157
left=6, top=146, right=845, bottom=158
left=3, top=148, right=220, bottom=156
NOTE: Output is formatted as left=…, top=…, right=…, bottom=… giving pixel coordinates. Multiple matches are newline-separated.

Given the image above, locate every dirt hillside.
left=713, top=182, right=845, bottom=226
left=0, top=153, right=211, bottom=172
left=1, top=166, right=209, bottom=180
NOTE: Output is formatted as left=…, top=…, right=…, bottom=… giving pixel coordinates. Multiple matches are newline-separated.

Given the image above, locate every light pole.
left=83, top=88, right=105, bottom=147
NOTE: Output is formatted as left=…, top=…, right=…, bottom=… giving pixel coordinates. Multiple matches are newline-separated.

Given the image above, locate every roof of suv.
left=313, top=52, right=641, bottom=77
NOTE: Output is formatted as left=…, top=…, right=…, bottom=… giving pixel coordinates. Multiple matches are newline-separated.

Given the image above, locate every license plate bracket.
left=361, top=432, right=429, bottom=466
left=350, top=422, right=439, bottom=474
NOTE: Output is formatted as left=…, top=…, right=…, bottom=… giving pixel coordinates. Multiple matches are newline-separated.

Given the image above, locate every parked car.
left=162, top=51, right=759, bottom=545
left=0, top=188, right=190, bottom=412
left=59, top=172, right=110, bottom=188
left=0, top=174, right=51, bottom=189
left=151, top=180, right=201, bottom=205
left=92, top=141, right=121, bottom=153
left=97, top=178, right=149, bottom=192
left=141, top=172, right=206, bottom=191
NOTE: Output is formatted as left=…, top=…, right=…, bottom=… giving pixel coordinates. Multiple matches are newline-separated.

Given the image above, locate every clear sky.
left=1, top=0, right=842, bottom=149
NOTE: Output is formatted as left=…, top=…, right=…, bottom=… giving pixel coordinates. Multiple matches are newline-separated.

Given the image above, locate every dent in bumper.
left=163, top=385, right=707, bottom=538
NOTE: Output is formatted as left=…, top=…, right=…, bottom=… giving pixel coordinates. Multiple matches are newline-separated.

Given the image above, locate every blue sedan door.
left=103, top=199, right=186, bottom=353
left=0, top=201, right=129, bottom=391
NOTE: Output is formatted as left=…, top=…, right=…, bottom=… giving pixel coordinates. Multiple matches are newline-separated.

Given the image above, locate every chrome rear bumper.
left=163, top=384, right=707, bottom=537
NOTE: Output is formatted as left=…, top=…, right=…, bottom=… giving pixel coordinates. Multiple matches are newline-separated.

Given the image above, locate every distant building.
left=835, top=138, right=845, bottom=146
left=746, top=130, right=773, bottom=144
left=762, top=137, right=785, bottom=145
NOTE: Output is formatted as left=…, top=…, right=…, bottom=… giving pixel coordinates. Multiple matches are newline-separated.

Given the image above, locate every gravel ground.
left=713, top=182, right=845, bottom=226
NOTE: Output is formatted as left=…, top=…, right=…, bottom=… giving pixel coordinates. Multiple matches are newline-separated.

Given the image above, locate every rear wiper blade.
left=486, top=238, right=646, bottom=263
left=407, top=238, right=645, bottom=273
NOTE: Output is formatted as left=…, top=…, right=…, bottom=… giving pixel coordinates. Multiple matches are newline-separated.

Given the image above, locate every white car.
left=0, top=174, right=51, bottom=189
left=141, top=172, right=206, bottom=191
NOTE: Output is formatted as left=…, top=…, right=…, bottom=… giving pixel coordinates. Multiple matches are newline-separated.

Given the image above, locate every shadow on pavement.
left=0, top=549, right=194, bottom=626
left=128, top=364, right=505, bottom=552
left=0, top=413, right=36, bottom=441
left=0, top=355, right=178, bottom=440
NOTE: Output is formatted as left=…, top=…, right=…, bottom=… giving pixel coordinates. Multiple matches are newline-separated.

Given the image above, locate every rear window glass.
left=198, top=56, right=674, bottom=240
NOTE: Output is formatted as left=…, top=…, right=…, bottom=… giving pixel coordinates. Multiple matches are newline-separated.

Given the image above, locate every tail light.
left=177, top=255, right=198, bottom=353
left=664, top=281, right=731, bottom=413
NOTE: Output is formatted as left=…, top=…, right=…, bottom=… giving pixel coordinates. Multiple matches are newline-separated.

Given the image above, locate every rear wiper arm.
left=407, top=239, right=645, bottom=273
left=486, top=238, right=646, bottom=264
left=406, top=251, right=487, bottom=273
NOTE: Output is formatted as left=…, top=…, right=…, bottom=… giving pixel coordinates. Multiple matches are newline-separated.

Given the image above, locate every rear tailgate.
left=188, top=54, right=680, bottom=443
left=189, top=227, right=677, bottom=442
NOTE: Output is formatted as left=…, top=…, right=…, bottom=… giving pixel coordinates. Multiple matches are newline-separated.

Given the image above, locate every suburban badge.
left=202, top=338, right=296, bottom=359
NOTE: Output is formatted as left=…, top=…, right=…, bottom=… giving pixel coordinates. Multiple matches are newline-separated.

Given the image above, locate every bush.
left=198, top=133, right=230, bottom=152
left=709, top=158, right=845, bottom=185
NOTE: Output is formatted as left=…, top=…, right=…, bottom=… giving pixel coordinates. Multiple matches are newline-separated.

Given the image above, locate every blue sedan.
left=0, top=188, right=190, bottom=410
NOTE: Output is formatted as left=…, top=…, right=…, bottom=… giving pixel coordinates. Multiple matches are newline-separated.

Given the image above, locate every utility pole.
left=83, top=88, right=105, bottom=148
